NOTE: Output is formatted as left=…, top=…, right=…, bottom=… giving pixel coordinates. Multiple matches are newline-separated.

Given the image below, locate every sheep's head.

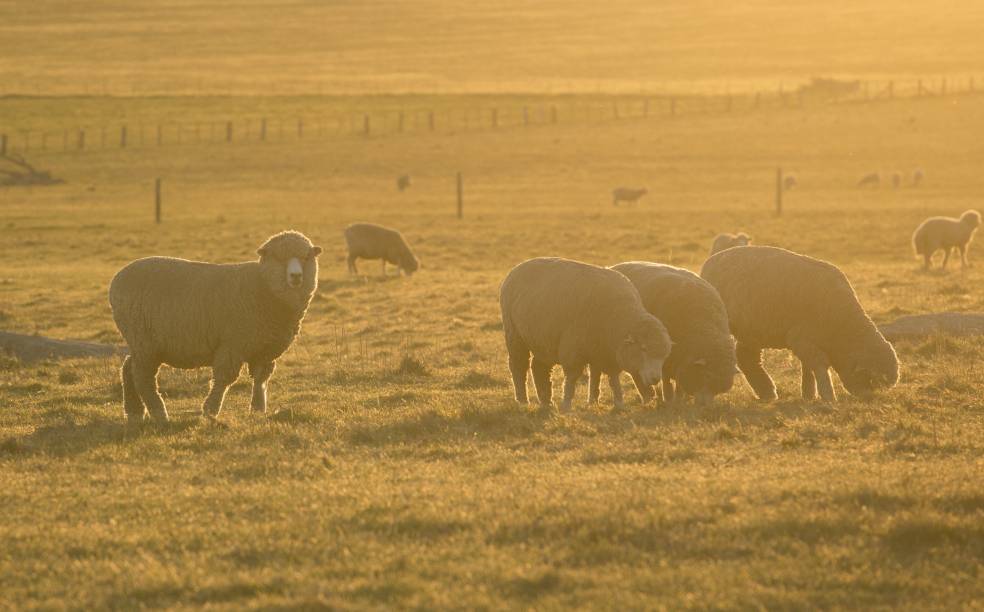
left=670, top=340, right=739, bottom=405
left=734, top=233, right=751, bottom=247
left=960, top=210, right=981, bottom=229
left=400, top=251, right=420, bottom=276
left=257, top=230, right=322, bottom=305
left=616, top=318, right=671, bottom=388
left=832, top=333, right=899, bottom=398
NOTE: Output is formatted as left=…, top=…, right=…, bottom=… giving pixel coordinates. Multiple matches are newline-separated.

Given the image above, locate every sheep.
left=612, top=187, right=648, bottom=206
left=912, top=210, right=981, bottom=270
left=912, top=168, right=924, bottom=187
left=344, top=222, right=419, bottom=276
left=709, top=232, right=751, bottom=257
left=604, top=262, right=738, bottom=406
left=783, top=174, right=798, bottom=190
left=109, top=230, right=323, bottom=424
left=499, top=257, right=671, bottom=411
left=700, top=246, right=899, bottom=402
left=857, top=173, right=880, bottom=188
left=891, top=171, right=902, bottom=189
left=397, top=174, right=411, bottom=191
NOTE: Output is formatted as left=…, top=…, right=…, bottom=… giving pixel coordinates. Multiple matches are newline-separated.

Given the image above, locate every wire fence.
left=1, top=76, right=979, bottom=158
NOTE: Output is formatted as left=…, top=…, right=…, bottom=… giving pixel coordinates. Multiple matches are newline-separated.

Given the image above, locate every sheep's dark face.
left=834, top=336, right=899, bottom=398
left=617, top=319, right=671, bottom=387
left=961, top=211, right=981, bottom=229
left=401, top=253, right=420, bottom=276
left=672, top=343, right=738, bottom=405
left=257, top=231, right=322, bottom=304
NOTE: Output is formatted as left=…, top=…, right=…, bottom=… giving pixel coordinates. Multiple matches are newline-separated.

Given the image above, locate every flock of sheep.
left=107, top=201, right=980, bottom=423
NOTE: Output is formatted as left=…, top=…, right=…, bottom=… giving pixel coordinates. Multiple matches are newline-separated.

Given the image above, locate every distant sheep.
left=612, top=187, right=648, bottom=206
left=783, top=174, right=798, bottom=190
left=912, top=210, right=981, bottom=270
left=607, top=262, right=737, bottom=406
left=701, top=246, right=898, bottom=401
left=709, top=232, right=751, bottom=257
left=912, top=168, right=924, bottom=187
left=109, top=230, right=322, bottom=423
left=499, top=257, right=671, bottom=411
left=891, top=172, right=902, bottom=189
left=397, top=175, right=411, bottom=191
left=344, top=222, right=419, bottom=276
left=857, top=173, right=880, bottom=188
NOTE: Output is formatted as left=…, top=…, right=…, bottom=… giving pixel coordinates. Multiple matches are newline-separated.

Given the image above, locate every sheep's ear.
left=310, top=245, right=323, bottom=257
left=256, top=247, right=268, bottom=257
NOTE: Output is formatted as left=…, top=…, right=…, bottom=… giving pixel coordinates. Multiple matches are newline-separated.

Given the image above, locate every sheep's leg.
left=959, top=244, right=969, bottom=269
left=923, top=252, right=932, bottom=270
left=942, top=248, right=951, bottom=269
left=788, top=333, right=835, bottom=401
left=202, top=352, right=242, bottom=420
left=588, top=365, right=601, bottom=404
left=347, top=253, right=358, bottom=275
left=630, top=371, right=656, bottom=404
left=120, top=355, right=146, bottom=423
left=506, top=338, right=531, bottom=404
left=560, top=364, right=582, bottom=411
left=248, top=360, right=276, bottom=412
left=530, top=357, right=553, bottom=407
left=608, top=372, right=625, bottom=411
left=131, top=358, right=168, bottom=422
left=736, top=343, right=777, bottom=401
left=661, top=363, right=676, bottom=405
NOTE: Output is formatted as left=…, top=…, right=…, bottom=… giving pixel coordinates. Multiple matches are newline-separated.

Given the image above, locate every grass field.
left=1, top=89, right=984, bottom=608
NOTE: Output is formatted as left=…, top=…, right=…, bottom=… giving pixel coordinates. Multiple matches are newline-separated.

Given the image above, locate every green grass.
left=2, top=91, right=984, bottom=608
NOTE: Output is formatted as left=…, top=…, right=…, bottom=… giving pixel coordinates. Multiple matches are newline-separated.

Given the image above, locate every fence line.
left=1, top=76, right=979, bottom=158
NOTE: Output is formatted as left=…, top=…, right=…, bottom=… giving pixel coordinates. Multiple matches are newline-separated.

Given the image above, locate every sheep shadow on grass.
left=0, top=414, right=198, bottom=458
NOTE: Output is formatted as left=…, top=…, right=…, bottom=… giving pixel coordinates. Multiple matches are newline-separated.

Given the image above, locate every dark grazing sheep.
left=604, top=262, right=738, bottom=406
left=344, top=222, right=419, bottom=276
left=912, top=210, right=981, bottom=270
left=857, top=173, right=880, bottom=188
left=397, top=175, right=411, bottom=191
left=499, top=257, right=671, bottom=411
left=700, top=246, right=898, bottom=402
left=783, top=174, right=798, bottom=190
left=109, top=230, right=322, bottom=424
left=709, top=232, right=751, bottom=257
left=612, top=187, right=648, bottom=206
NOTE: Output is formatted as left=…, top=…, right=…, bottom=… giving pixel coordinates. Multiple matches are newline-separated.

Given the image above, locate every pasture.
left=2, top=91, right=984, bottom=609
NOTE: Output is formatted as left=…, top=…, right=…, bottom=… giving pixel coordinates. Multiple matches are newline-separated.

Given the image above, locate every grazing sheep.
left=397, top=174, right=411, bottom=191
left=700, top=246, right=898, bottom=401
left=891, top=171, right=902, bottom=189
left=109, top=230, right=323, bottom=423
left=344, top=222, right=419, bottom=276
left=612, top=187, right=648, bottom=206
left=912, top=210, right=981, bottom=270
left=783, top=174, right=798, bottom=190
left=709, top=232, right=751, bottom=257
left=499, top=257, right=671, bottom=411
left=912, top=168, right=924, bottom=187
left=857, top=173, right=880, bottom=188
left=604, top=262, right=738, bottom=406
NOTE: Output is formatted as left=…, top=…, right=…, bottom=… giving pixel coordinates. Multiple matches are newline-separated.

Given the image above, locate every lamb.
left=344, top=222, right=419, bottom=276
left=857, top=173, right=880, bottom=188
left=912, top=210, right=981, bottom=270
left=783, top=174, right=798, bottom=190
left=612, top=187, right=648, bottom=206
left=709, top=232, right=751, bottom=257
left=397, top=174, right=411, bottom=191
left=700, top=246, right=898, bottom=401
left=499, top=257, right=671, bottom=411
left=109, top=230, right=323, bottom=424
left=604, top=262, right=738, bottom=406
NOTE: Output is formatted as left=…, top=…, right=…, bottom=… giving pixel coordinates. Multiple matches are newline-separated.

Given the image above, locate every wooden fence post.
left=428, top=110, right=435, bottom=131
left=0, top=133, right=6, bottom=156
left=456, top=172, right=463, bottom=219
left=398, top=112, right=405, bottom=133
left=120, top=125, right=127, bottom=148
left=775, top=167, right=783, bottom=217
left=155, top=178, right=162, bottom=224
left=297, top=118, right=304, bottom=138
left=260, top=118, right=267, bottom=141
left=157, top=124, right=163, bottom=146
left=226, top=121, right=233, bottom=142
left=363, top=115, right=370, bottom=137
left=77, top=129, right=85, bottom=150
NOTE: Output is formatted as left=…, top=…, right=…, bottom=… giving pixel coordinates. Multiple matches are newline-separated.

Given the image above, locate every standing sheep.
left=109, top=230, right=323, bottom=424
left=604, top=262, right=738, bottom=406
left=912, top=168, right=925, bottom=187
left=499, top=257, right=671, bottom=411
left=709, top=232, right=751, bottom=257
left=857, top=173, right=880, bottom=188
left=891, top=172, right=903, bottom=189
left=612, top=187, right=648, bottom=206
left=344, top=222, right=419, bottom=276
left=783, top=174, right=798, bottom=191
left=912, top=210, right=981, bottom=270
left=397, top=174, right=411, bottom=191
left=700, top=246, right=898, bottom=401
